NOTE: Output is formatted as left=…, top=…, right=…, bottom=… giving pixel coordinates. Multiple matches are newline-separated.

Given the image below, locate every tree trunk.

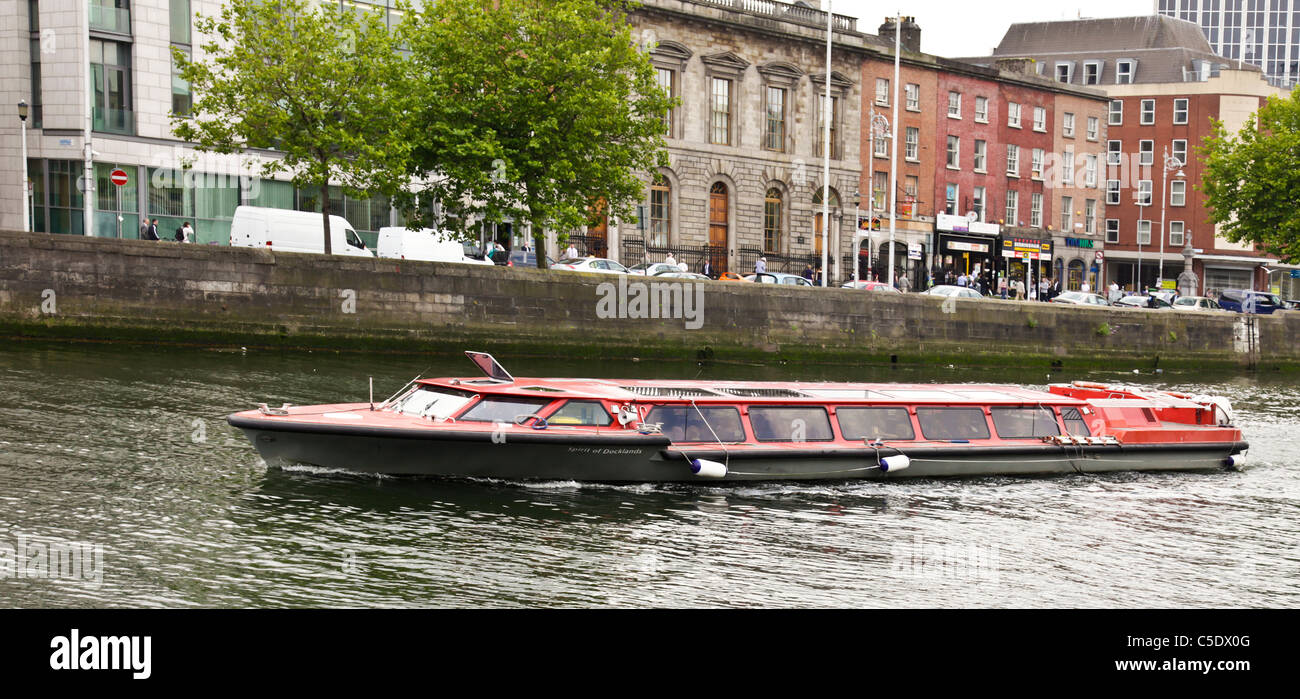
left=534, top=231, right=547, bottom=269
left=320, top=183, right=333, bottom=255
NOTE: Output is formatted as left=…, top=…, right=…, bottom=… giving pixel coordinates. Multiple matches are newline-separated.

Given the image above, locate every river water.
left=0, top=343, right=1296, bottom=608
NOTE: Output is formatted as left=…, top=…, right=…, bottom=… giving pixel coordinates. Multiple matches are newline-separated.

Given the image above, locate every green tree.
left=401, top=0, right=673, bottom=268
left=172, top=0, right=412, bottom=254
left=1200, top=91, right=1300, bottom=264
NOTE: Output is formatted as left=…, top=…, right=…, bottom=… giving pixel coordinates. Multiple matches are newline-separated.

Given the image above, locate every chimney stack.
left=996, top=57, right=1036, bottom=75
left=878, top=16, right=921, bottom=54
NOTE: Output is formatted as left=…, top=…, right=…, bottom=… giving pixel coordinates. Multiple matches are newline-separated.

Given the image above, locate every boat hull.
left=230, top=416, right=1247, bottom=482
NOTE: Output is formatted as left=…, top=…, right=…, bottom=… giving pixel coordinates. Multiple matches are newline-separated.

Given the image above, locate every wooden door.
left=709, top=182, right=728, bottom=273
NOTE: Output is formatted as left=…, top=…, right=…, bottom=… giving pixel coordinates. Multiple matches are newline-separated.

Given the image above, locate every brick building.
left=979, top=14, right=1294, bottom=299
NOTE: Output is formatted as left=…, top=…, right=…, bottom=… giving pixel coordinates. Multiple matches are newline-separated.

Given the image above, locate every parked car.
left=628, top=262, right=684, bottom=276
left=745, top=273, right=814, bottom=286
left=653, top=271, right=710, bottom=281
left=1050, top=291, right=1112, bottom=307
left=1285, top=299, right=1300, bottom=311
left=552, top=257, right=631, bottom=274
left=1114, top=294, right=1173, bottom=309
left=923, top=285, right=982, bottom=299
left=842, top=280, right=900, bottom=293
left=506, top=249, right=556, bottom=268
left=1218, top=289, right=1284, bottom=314
left=375, top=227, right=493, bottom=265
left=717, top=272, right=749, bottom=282
left=229, top=206, right=373, bottom=257
left=1171, top=296, right=1226, bottom=312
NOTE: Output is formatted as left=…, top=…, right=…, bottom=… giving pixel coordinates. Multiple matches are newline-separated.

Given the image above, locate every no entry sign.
left=110, top=169, right=128, bottom=186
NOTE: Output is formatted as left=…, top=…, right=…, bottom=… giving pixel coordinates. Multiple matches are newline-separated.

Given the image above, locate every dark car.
left=506, top=250, right=556, bottom=268
left=1218, top=289, right=1284, bottom=314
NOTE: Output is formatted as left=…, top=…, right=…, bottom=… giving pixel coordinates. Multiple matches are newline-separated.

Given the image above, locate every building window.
left=1169, top=220, right=1185, bottom=247
left=656, top=67, right=676, bottom=137
left=904, top=175, right=918, bottom=199
left=975, top=96, right=988, bottom=122
left=1085, top=154, right=1097, bottom=188
left=1055, top=62, right=1074, bottom=83
left=1033, top=106, right=1047, bottom=132
left=1061, top=195, right=1073, bottom=231
left=1005, top=189, right=1018, bottom=224
left=763, top=187, right=782, bottom=252
left=874, top=130, right=889, bottom=158
left=1137, top=219, right=1151, bottom=245
left=1083, top=61, right=1101, bottom=85
left=1107, top=140, right=1122, bottom=166
left=90, top=39, right=133, bottom=135
left=905, top=127, right=919, bottom=161
left=946, top=135, right=960, bottom=168
left=1086, top=116, right=1099, bottom=140
left=1062, top=148, right=1074, bottom=185
left=1063, top=112, right=1075, bottom=137
left=1137, top=180, right=1153, bottom=206
left=1140, top=99, right=1155, bottom=125
left=945, top=184, right=958, bottom=215
left=948, top=91, right=961, bottom=118
left=1106, top=218, right=1119, bottom=243
left=1139, top=140, right=1154, bottom=166
left=816, top=94, right=840, bottom=159
left=973, top=139, right=987, bottom=172
left=1030, top=192, right=1042, bottom=227
left=1116, top=59, right=1136, bottom=84
left=91, top=0, right=132, bottom=34
left=1084, top=199, right=1096, bottom=234
left=649, top=175, right=671, bottom=247
left=973, top=187, right=986, bottom=221
left=764, top=86, right=785, bottom=151
left=905, top=83, right=920, bottom=111
left=872, top=171, right=887, bottom=211
left=1171, top=139, right=1187, bottom=166
left=1109, top=99, right=1123, bottom=125
left=710, top=77, right=731, bottom=145
left=1008, top=102, right=1021, bottom=128
left=1106, top=179, right=1121, bottom=205
left=172, top=47, right=192, bottom=117
left=1173, top=98, right=1189, bottom=124
left=876, top=77, right=890, bottom=106
left=28, top=39, right=43, bottom=129
left=1170, top=180, right=1186, bottom=206
left=170, top=0, right=190, bottom=44
left=1006, top=144, right=1020, bottom=176
left=1031, top=148, right=1044, bottom=179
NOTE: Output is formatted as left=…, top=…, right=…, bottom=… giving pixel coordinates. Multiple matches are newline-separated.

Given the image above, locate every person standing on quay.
left=755, top=256, right=766, bottom=274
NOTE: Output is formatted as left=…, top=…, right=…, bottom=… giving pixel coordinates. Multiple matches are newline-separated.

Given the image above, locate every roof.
left=960, top=15, right=1262, bottom=86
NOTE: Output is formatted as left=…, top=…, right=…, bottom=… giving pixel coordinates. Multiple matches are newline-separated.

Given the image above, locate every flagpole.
left=888, top=13, right=900, bottom=288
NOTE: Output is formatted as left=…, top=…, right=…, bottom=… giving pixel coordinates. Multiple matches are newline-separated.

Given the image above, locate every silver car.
left=923, top=285, right=982, bottom=299
left=552, top=257, right=630, bottom=274
left=1051, top=291, right=1112, bottom=306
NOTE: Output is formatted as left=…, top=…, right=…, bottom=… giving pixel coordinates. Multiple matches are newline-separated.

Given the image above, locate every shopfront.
left=1058, top=236, right=1103, bottom=291
left=934, top=214, right=998, bottom=285
left=999, top=235, right=1053, bottom=290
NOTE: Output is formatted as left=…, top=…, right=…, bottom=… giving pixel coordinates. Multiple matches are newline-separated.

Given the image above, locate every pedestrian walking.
left=755, top=256, right=767, bottom=274
left=146, top=219, right=160, bottom=241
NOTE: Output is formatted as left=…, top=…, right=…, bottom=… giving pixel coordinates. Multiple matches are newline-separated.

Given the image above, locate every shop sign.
left=1065, top=237, right=1094, bottom=248
left=949, top=241, right=989, bottom=254
left=908, top=242, right=922, bottom=260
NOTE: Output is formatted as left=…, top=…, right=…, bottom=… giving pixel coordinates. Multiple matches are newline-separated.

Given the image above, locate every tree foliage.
left=173, top=0, right=412, bottom=253
left=1200, top=91, right=1300, bottom=264
left=401, top=0, right=673, bottom=267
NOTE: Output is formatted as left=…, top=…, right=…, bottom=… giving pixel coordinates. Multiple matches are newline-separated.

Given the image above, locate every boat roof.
left=415, top=377, right=1084, bottom=405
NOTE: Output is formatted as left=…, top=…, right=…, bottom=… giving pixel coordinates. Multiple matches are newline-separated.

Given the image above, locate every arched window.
left=649, top=175, right=671, bottom=247
left=764, top=188, right=783, bottom=253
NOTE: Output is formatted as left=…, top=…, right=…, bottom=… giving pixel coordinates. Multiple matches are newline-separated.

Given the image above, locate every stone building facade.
left=621, top=0, right=867, bottom=280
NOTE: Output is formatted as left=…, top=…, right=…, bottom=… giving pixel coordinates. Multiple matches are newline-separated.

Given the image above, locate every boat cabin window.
left=547, top=400, right=612, bottom=426
left=837, top=407, right=915, bottom=440
left=458, top=396, right=552, bottom=423
left=990, top=407, right=1062, bottom=439
left=645, top=406, right=745, bottom=443
left=749, top=407, right=834, bottom=442
left=1060, top=407, right=1091, bottom=437
left=916, top=407, right=991, bottom=440
left=388, top=386, right=475, bottom=420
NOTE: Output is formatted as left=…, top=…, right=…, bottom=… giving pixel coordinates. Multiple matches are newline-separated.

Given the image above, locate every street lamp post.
left=852, top=189, right=861, bottom=284
left=1157, top=147, right=1185, bottom=290
left=1135, top=187, right=1149, bottom=294
left=18, top=100, right=29, bottom=233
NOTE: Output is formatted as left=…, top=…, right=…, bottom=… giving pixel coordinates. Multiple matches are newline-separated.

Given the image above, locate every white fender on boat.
left=880, top=455, right=911, bottom=473
left=691, top=459, right=728, bottom=478
left=1225, top=454, right=1246, bottom=470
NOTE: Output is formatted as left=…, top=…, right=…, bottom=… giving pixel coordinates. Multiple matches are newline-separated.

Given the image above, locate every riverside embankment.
left=0, top=229, right=1295, bottom=369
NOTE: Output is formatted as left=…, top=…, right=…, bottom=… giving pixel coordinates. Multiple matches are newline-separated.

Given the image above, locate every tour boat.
left=227, top=351, right=1248, bottom=481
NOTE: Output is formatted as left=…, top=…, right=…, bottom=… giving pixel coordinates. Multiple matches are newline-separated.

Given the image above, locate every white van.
left=375, top=227, right=493, bottom=265
left=229, top=206, right=374, bottom=257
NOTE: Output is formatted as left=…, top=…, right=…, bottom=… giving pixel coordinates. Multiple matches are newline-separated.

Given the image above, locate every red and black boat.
left=227, top=352, right=1248, bottom=481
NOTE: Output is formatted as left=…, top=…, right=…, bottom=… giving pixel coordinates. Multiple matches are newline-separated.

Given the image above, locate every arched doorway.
left=1068, top=259, right=1084, bottom=290
left=812, top=187, right=839, bottom=263
left=708, top=182, right=729, bottom=274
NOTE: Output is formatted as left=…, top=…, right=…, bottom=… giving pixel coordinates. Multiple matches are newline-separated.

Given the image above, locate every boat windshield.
left=387, top=386, right=475, bottom=419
